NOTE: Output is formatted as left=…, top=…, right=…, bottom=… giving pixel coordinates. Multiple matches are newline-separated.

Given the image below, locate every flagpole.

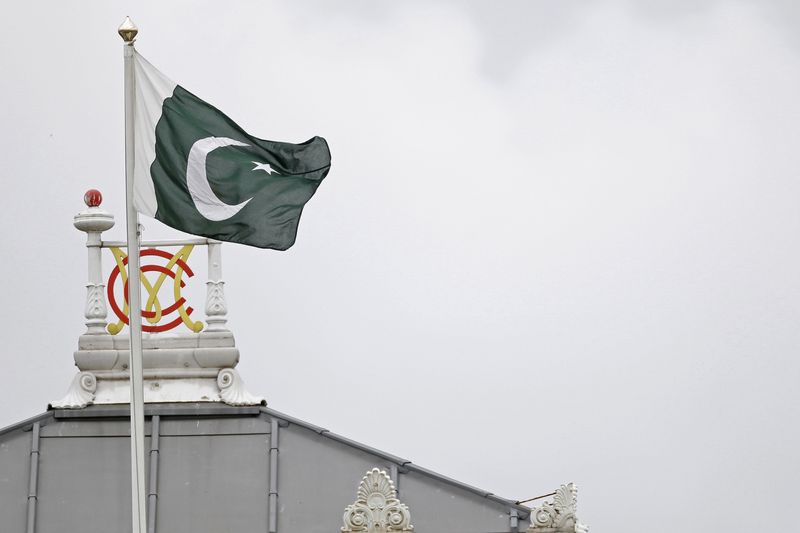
left=119, top=17, right=148, bottom=533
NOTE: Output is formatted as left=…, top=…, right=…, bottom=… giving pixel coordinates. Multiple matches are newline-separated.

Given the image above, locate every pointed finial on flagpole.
left=118, top=16, right=138, bottom=43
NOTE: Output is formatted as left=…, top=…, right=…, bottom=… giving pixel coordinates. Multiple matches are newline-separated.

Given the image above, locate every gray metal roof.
left=260, top=405, right=532, bottom=513
left=0, top=403, right=533, bottom=533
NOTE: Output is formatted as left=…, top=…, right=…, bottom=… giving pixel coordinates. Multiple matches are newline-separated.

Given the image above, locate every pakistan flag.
left=132, top=51, right=331, bottom=249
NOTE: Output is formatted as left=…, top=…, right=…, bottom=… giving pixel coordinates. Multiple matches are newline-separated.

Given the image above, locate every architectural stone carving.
left=57, top=194, right=268, bottom=407
left=84, top=283, right=109, bottom=334
left=51, top=372, right=97, bottom=409
left=74, top=191, right=115, bottom=336
left=204, top=241, right=229, bottom=331
left=205, top=280, right=228, bottom=331
left=342, top=468, right=413, bottom=533
left=217, top=368, right=264, bottom=406
left=527, top=483, right=588, bottom=533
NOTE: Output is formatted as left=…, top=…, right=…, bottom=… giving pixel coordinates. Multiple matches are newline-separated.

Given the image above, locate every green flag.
left=132, top=51, right=331, bottom=249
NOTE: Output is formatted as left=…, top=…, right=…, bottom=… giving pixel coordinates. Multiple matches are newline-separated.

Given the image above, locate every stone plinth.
left=52, top=331, right=262, bottom=409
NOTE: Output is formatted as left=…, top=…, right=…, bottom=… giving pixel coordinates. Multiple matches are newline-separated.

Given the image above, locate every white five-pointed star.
left=252, top=161, right=276, bottom=175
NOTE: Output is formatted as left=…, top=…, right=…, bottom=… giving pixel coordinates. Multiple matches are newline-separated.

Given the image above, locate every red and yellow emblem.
left=107, top=245, right=203, bottom=334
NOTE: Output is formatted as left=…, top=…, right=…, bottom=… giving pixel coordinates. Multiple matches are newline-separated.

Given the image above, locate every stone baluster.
left=73, top=190, right=115, bottom=334
left=205, top=240, right=229, bottom=331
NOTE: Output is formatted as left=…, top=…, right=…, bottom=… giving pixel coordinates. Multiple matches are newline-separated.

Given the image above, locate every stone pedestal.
left=52, top=191, right=263, bottom=409
left=52, top=331, right=263, bottom=408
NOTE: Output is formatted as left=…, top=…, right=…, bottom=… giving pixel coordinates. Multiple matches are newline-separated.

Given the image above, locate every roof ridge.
left=260, top=406, right=532, bottom=516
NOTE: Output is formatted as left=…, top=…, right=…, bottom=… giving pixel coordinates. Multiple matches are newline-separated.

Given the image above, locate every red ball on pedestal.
left=84, top=189, right=103, bottom=207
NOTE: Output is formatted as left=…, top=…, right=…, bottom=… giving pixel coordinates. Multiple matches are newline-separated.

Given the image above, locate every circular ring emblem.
left=106, top=246, right=203, bottom=334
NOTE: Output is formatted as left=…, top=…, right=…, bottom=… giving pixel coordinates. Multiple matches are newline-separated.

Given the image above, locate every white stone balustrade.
left=52, top=190, right=262, bottom=408
left=73, top=190, right=231, bottom=336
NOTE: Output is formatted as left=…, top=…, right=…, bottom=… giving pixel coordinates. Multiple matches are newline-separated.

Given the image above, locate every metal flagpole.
left=118, top=16, right=148, bottom=533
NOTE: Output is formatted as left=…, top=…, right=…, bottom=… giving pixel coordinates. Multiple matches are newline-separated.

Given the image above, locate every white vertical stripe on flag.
left=132, top=52, right=177, bottom=218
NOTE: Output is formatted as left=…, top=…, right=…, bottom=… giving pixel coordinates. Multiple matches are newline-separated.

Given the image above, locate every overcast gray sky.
left=1, top=2, right=799, bottom=532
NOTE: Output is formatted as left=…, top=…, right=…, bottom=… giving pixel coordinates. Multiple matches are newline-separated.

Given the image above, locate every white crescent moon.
left=186, top=136, right=253, bottom=221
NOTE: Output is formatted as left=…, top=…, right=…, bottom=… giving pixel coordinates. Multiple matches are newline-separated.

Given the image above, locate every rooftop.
left=0, top=193, right=588, bottom=533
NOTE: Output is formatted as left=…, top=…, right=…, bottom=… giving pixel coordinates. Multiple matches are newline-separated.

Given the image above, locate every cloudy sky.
left=1, top=2, right=799, bottom=531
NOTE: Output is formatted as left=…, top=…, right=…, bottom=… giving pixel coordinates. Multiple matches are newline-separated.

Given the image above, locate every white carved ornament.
left=50, top=372, right=97, bottom=409
left=217, top=368, right=264, bottom=406
left=342, top=468, right=413, bottom=533
left=205, top=280, right=227, bottom=316
left=527, top=483, right=589, bottom=533
left=85, top=283, right=107, bottom=320
left=84, top=283, right=109, bottom=334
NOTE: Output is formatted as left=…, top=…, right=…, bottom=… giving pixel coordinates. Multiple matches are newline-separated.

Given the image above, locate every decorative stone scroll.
left=50, top=372, right=97, bottom=408
left=527, top=483, right=588, bottom=533
left=342, top=468, right=414, bottom=533
left=217, top=368, right=264, bottom=406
